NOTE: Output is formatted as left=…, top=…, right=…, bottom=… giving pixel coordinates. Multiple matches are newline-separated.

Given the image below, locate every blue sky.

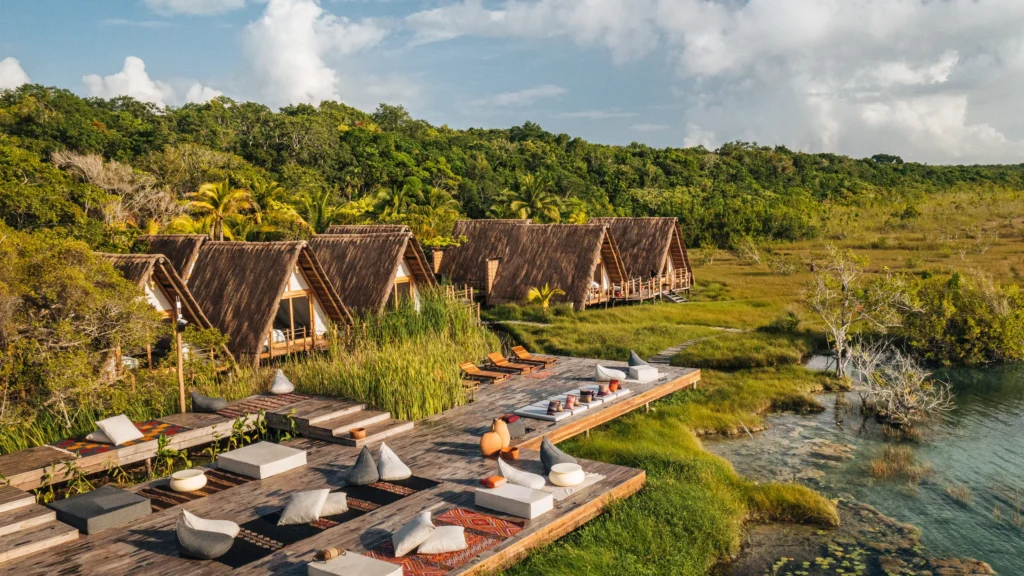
left=2, top=0, right=1024, bottom=164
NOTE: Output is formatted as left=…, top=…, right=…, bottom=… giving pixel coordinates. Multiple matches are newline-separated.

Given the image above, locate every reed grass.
left=868, top=446, right=932, bottom=484
left=671, top=331, right=817, bottom=370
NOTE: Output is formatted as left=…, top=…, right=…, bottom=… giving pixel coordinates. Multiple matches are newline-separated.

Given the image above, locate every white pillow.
left=182, top=509, right=240, bottom=538
left=321, top=492, right=348, bottom=517
left=95, top=415, right=144, bottom=446
left=378, top=442, right=412, bottom=481
left=269, top=369, right=295, bottom=395
left=417, top=525, right=467, bottom=554
left=595, top=365, right=627, bottom=382
left=498, top=457, right=546, bottom=490
left=85, top=429, right=113, bottom=444
left=392, top=511, right=434, bottom=557
left=278, top=489, right=329, bottom=526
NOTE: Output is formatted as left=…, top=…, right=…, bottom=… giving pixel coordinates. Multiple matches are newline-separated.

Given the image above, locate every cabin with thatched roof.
left=439, top=220, right=627, bottom=309
left=134, top=234, right=208, bottom=282
left=310, top=230, right=437, bottom=313
left=187, top=241, right=351, bottom=365
left=590, top=217, right=693, bottom=296
left=98, top=253, right=232, bottom=365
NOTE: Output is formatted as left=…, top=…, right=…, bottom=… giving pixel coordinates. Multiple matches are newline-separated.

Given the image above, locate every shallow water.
left=707, top=364, right=1024, bottom=574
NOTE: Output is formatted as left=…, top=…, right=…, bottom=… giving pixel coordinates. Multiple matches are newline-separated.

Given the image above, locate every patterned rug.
left=522, top=370, right=556, bottom=380
left=211, top=476, right=441, bottom=569
left=139, top=468, right=254, bottom=512
left=365, top=508, right=524, bottom=575
left=51, top=420, right=190, bottom=457
left=216, top=393, right=310, bottom=419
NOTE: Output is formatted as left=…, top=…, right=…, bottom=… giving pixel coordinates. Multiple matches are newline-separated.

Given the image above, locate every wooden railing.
left=262, top=326, right=322, bottom=358
left=614, top=269, right=692, bottom=301
left=445, top=284, right=475, bottom=303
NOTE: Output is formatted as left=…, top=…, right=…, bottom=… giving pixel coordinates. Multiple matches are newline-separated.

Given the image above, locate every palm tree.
left=189, top=179, right=252, bottom=240
left=376, top=183, right=424, bottom=220
left=224, top=214, right=276, bottom=242
left=526, top=284, right=566, bottom=315
left=509, top=174, right=561, bottom=222
left=299, top=189, right=340, bottom=234
left=249, top=178, right=287, bottom=224
left=165, top=215, right=215, bottom=235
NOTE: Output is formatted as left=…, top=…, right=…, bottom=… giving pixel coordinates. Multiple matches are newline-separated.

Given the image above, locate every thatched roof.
left=188, top=242, right=351, bottom=362
left=134, top=234, right=208, bottom=281
left=310, top=232, right=437, bottom=313
left=439, top=219, right=532, bottom=288
left=590, top=217, right=692, bottom=279
left=321, top=225, right=435, bottom=287
left=486, top=224, right=626, bottom=308
left=99, top=253, right=233, bottom=361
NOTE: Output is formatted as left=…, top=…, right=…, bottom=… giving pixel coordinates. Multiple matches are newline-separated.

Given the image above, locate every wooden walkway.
left=1, top=358, right=699, bottom=575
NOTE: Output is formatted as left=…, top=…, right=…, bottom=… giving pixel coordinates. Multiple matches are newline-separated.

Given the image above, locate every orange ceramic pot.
left=480, top=431, right=502, bottom=456
left=492, top=418, right=511, bottom=449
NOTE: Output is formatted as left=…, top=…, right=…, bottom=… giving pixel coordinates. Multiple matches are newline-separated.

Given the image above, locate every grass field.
left=501, top=188, right=1024, bottom=574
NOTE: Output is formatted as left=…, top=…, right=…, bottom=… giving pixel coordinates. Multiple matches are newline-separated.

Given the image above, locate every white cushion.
left=308, top=552, right=403, bottom=576
left=95, top=414, right=144, bottom=446
left=218, top=442, right=307, bottom=479
left=629, top=365, right=660, bottom=382
left=595, top=365, right=627, bottom=382
left=321, top=492, right=348, bottom=516
left=85, top=429, right=113, bottom=444
left=498, top=457, right=545, bottom=490
left=475, top=483, right=554, bottom=519
left=377, top=442, right=412, bottom=481
left=417, top=525, right=467, bottom=554
left=270, top=369, right=295, bottom=394
left=392, top=511, right=434, bottom=557
left=278, top=489, right=329, bottom=526
left=182, top=509, right=240, bottom=538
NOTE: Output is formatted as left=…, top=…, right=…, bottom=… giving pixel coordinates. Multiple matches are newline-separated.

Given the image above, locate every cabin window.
left=390, top=277, right=416, bottom=310
left=273, top=295, right=314, bottom=341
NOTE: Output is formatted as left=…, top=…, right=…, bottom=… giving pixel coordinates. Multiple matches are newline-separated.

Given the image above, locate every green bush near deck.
left=670, top=330, right=817, bottom=370
left=500, top=367, right=840, bottom=576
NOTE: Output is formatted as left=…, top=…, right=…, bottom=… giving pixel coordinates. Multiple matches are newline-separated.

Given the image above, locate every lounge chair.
left=460, top=362, right=510, bottom=383
left=511, top=346, right=557, bottom=367
left=487, top=352, right=535, bottom=374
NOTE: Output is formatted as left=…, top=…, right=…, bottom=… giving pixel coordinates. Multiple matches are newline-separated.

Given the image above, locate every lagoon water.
left=707, top=364, right=1024, bottom=574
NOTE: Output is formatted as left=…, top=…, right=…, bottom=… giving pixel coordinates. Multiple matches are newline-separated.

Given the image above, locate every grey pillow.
left=176, top=515, right=234, bottom=560
left=191, top=391, right=227, bottom=413
left=540, top=436, right=577, bottom=473
left=346, top=446, right=380, bottom=486
left=628, top=350, right=650, bottom=367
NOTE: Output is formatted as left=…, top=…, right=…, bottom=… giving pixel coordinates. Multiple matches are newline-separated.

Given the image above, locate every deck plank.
left=0, top=358, right=699, bottom=575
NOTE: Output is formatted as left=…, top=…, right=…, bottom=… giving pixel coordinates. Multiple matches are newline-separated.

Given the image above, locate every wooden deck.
left=1, top=358, right=699, bottom=575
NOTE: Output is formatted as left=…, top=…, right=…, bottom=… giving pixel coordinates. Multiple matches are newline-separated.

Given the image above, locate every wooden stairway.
left=664, top=291, right=688, bottom=304
left=267, top=397, right=414, bottom=448
left=0, top=485, right=78, bottom=565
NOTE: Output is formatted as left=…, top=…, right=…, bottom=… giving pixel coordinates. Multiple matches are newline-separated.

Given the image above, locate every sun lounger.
left=459, top=362, right=509, bottom=383
left=487, top=352, right=535, bottom=374
left=511, top=346, right=557, bottom=367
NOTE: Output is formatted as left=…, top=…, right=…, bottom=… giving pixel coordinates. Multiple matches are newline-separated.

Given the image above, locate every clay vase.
left=480, top=430, right=502, bottom=457
left=547, top=400, right=563, bottom=415
left=609, top=380, right=620, bottom=392
left=492, top=418, right=511, bottom=449
left=580, top=390, right=594, bottom=403
left=598, top=383, right=611, bottom=396
left=565, top=394, right=577, bottom=410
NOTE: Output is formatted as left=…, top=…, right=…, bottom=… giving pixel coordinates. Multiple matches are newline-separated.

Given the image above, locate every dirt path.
left=648, top=326, right=749, bottom=365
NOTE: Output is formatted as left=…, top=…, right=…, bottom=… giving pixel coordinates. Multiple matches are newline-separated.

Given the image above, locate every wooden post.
left=176, top=328, right=185, bottom=414
left=146, top=344, right=153, bottom=370
left=644, top=402, right=651, bottom=413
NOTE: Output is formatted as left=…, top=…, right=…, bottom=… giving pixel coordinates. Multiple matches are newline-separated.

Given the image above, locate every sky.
left=1, top=0, right=1024, bottom=165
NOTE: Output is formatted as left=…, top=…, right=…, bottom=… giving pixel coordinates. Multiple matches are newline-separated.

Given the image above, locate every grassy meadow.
left=498, top=188, right=1024, bottom=574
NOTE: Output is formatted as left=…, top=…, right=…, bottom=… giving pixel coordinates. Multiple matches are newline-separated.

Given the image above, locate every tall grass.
left=671, top=330, right=817, bottom=370
left=0, top=291, right=497, bottom=454
left=286, top=291, right=499, bottom=420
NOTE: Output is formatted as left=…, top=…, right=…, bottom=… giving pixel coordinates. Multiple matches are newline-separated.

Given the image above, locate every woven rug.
left=365, top=508, right=523, bottom=575
left=51, top=420, right=190, bottom=457
left=522, top=370, right=556, bottom=380
left=212, top=476, right=440, bottom=569
left=139, top=468, right=253, bottom=512
left=215, top=393, right=310, bottom=419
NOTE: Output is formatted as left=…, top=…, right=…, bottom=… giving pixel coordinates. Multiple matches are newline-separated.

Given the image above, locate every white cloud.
left=82, top=56, right=224, bottom=107
left=0, top=57, right=31, bottom=90
left=558, top=109, right=638, bottom=119
left=185, top=82, right=224, bottom=103
left=243, top=0, right=387, bottom=106
left=470, top=84, right=566, bottom=107
left=83, top=56, right=174, bottom=106
left=406, top=0, right=1024, bottom=163
left=631, top=123, right=669, bottom=132
left=144, top=0, right=246, bottom=16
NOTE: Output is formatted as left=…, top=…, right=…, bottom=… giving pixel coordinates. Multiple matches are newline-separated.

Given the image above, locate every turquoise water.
left=707, top=365, right=1024, bottom=574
